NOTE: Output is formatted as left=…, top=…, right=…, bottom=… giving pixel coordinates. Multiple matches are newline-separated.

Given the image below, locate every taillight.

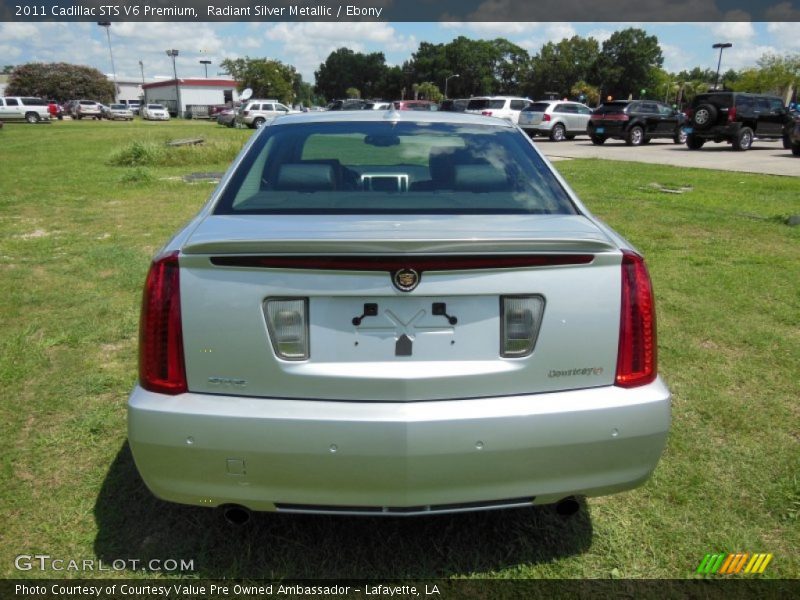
left=500, top=296, right=545, bottom=358
left=615, top=251, right=657, bottom=387
left=543, top=114, right=551, bottom=122
left=243, top=110, right=250, bottom=116
left=264, top=298, right=309, bottom=360
left=139, top=251, right=187, bottom=394
left=727, top=106, right=737, bottom=123
left=482, top=110, right=493, bottom=116
left=600, top=113, right=629, bottom=121
left=685, top=107, right=694, bottom=119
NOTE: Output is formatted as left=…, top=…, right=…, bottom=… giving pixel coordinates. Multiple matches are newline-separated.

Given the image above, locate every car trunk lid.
left=178, top=214, right=622, bottom=401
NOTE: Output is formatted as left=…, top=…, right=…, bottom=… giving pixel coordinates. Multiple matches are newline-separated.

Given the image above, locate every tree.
left=5, top=62, right=115, bottom=103
left=415, top=82, right=442, bottom=102
left=730, top=53, right=800, bottom=100
left=570, top=81, right=600, bottom=106
left=524, top=36, right=599, bottom=99
left=315, top=48, right=389, bottom=101
left=345, top=87, right=361, bottom=99
left=408, top=37, right=529, bottom=98
left=592, top=28, right=664, bottom=100
left=220, top=57, right=297, bottom=105
left=2, top=65, right=15, bottom=74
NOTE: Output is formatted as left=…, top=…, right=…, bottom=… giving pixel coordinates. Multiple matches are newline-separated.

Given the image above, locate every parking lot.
left=537, top=137, right=799, bottom=177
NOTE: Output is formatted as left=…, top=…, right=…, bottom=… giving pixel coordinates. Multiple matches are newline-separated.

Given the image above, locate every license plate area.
left=310, top=296, right=500, bottom=362
left=595, top=127, right=605, bottom=134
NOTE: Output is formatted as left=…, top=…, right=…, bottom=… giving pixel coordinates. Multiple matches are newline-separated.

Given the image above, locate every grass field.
left=0, top=119, right=798, bottom=580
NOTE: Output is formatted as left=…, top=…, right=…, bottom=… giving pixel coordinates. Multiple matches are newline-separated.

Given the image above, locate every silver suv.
left=518, top=101, right=593, bottom=141
left=72, top=100, right=103, bottom=120
left=236, top=99, right=296, bottom=128
left=0, top=97, right=50, bottom=123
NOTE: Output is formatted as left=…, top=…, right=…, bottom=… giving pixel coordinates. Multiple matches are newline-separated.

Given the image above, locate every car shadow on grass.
left=94, top=442, right=593, bottom=578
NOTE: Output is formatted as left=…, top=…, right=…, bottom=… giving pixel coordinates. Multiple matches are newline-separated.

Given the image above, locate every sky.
left=0, top=21, right=797, bottom=86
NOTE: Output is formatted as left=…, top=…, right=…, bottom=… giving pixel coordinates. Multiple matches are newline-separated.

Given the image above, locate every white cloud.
left=661, top=42, right=696, bottom=74
left=766, top=22, right=800, bottom=50
left=710, top=21, right=756, bottom=43
left=264, top=23, right=417, bottom=80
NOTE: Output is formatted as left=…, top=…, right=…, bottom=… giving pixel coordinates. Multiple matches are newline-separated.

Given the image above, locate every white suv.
left=518, top=100, right=594, bottom=141
left=0, top=97, right=51, bottom=123
left=237, top=99, right=297, bottom=128
left=465, top=96, right=531, bottom=124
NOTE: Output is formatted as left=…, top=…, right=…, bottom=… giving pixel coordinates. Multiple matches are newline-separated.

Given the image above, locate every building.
left=142, top=78, right=239, bottom=118
left=114, top=78, right=148, bottom=106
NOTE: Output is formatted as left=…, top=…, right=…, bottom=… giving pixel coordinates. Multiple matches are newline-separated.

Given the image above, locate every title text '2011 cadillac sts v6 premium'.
left=128, top=110, right=670, bottom=517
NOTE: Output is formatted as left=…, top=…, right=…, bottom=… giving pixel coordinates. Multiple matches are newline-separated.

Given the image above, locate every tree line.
left=4, top=28, right=798, bottom=108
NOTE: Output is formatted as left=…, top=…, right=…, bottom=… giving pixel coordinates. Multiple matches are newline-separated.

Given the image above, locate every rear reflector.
left=481, top=111, right=493, bottom=116
left=501, top=296, right=545, bottom=358
left=264, top=298, right=309, bottom=360
left=139, top=251, right=187, bottom=394
left=615, top=250, right=657, bottom=387
left=211, top=254, right=594, bottom=272
left=597, top=113, right=629, bottom=121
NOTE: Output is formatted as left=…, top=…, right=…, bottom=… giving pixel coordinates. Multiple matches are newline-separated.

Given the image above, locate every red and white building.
left=142, top=78, right=240, bottom=117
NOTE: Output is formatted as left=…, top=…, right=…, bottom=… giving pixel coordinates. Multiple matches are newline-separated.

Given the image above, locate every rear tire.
left=686, top=135, right=705, bottom=150
left=25, top=112, right=39, bottom=124
left=674, top=129, right=688, bottom=144
left=590, top=135, right=606, bottom=145
left=626, top=125, right=645, bottom=146
left=549, top=123, right=566, bottom=142
left=253, top=117, right=266, bottom=129
left=792, top=144, right=800, bottom=157
left=692, top=104, right=717, bottom=129
left=732, top=127, right=753, bottom=151
left=783, top=134, right=791, bottom=149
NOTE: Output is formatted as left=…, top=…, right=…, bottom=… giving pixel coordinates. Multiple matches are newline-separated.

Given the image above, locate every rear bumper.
left=128, top=378, right=670, bottom=515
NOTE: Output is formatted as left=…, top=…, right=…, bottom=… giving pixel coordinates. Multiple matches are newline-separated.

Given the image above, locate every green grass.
left=0, top=119, right=798, bottom=580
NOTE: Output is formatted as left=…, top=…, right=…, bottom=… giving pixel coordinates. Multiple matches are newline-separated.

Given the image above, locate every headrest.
left=275, top=164, right=335, bottom=191
left=453, top=164, right=509, bottom=192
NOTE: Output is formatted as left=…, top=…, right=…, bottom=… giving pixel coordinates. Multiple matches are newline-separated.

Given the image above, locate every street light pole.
left=97, top=22, right=118, bottom=102
left=200, top=60, right=211, bottom=78
left=166, top=49, right=180, bottom=117
left=712, top=42, right=732, bottom=91
left=445, top=73, right=459, bottom=99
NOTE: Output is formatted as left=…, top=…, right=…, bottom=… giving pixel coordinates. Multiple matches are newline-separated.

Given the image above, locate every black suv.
left=685, top=92, right=793, bottom=151
left=587, top=100, right=687, bottom=146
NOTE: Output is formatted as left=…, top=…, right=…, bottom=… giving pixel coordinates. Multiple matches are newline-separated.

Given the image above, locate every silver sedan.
left=128, top=110, right=670, bottom=519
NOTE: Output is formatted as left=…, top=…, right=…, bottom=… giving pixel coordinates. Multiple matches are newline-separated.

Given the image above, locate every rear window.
left=523, top=103, right=551, bottom=113
left=594, top=102, right=629, bottom=114
left=110, top=104, right=127, bottom=110
left=215, top=121, right=577, bottom=216
left=467, top=99, right=505, bottom=110
left=148, top=104, right=164, bottom=109
left=694, top=94, right=733, bottom=108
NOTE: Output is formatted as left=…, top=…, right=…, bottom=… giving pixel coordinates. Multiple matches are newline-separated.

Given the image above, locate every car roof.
left=269, top=110, right=516, bottom=128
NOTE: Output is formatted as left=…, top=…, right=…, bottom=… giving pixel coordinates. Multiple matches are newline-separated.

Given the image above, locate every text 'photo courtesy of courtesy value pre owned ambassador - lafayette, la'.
left=128, top=109, right=670, bottom=518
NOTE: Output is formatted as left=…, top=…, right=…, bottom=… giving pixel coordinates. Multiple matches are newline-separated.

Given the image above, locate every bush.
left=109, top=139, right=242, bottom=168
